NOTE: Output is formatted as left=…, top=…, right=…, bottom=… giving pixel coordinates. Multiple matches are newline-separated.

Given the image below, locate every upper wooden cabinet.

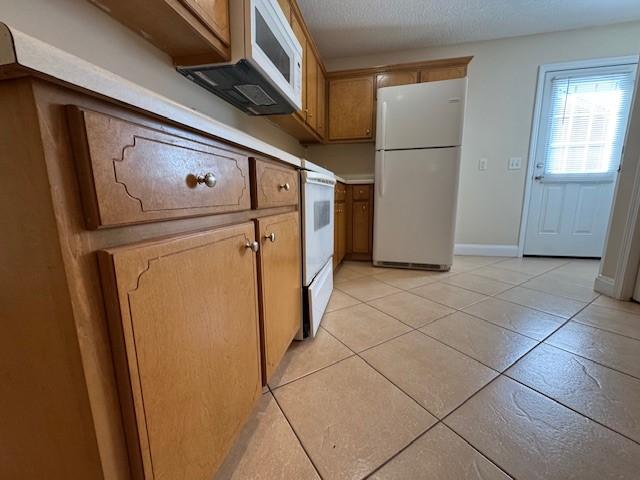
left=317, top=68, right=327, bottom=138
left=276, top=0, right=292, bottom=21
left=329, top=76, right=375, bottom=141
left=376, top=71, right=419, bottom=91
left=306, top=52, right=319, bottom=132
left=99, top=223, right=262, bottom=479
left=420, top=65, right=467, bottom=83
left=86, top=0, right=231, bottom=65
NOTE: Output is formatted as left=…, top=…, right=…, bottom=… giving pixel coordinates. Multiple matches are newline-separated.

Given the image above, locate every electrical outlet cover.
left=479, top=158, right=488, bottom=171
left=509, top=157, right=522, bottom=170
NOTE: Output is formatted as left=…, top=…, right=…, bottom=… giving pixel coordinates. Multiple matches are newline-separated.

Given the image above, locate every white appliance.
left=177, top=0, right=303, bottom=115
left=374, top=78, right=467, bottom=271
left=299, top=163, right=335, bottom=338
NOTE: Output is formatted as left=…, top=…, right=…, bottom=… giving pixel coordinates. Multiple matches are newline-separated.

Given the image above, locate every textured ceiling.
left=297, top=0, right=640, bottom=60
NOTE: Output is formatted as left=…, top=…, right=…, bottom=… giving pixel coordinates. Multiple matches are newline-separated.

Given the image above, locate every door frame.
left=517, top=55, right=640, bottom=257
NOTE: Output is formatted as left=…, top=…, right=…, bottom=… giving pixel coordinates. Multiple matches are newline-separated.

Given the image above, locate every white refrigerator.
left=373, top=78, right=466, bottom=270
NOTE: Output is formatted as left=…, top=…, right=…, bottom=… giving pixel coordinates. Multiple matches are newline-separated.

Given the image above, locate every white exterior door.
left=524, top=61, right=637, bottom=257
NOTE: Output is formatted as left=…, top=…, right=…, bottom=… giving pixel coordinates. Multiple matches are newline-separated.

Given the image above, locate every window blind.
left=543, top=70, right=635, bottom=178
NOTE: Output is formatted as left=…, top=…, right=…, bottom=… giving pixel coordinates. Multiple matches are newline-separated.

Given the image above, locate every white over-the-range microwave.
left=177, top=0, right=303, bottom=115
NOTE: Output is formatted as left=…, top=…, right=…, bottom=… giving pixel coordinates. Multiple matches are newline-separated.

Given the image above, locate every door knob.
left=264, top=232, right=276, bottom=242
left=279, top=182, right=291, bottom=191
left=534, top=175, right=544, bottom=181
left=196, top=172, right=217, bottom=188
left=245, top=240, right=259, bottom=252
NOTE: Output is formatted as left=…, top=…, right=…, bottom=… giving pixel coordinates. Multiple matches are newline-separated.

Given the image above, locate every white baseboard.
left=454, top=244, right=519, bottom=257
left=594, top=274, right=616, bottom=298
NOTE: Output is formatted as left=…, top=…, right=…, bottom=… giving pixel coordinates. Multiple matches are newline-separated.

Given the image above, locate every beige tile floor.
left=216, top=256, right=640, bottom=480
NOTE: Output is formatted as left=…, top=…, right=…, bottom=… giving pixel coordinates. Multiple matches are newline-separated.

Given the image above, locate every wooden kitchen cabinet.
left=306, top=51, right=319, bottom=132
left=345, top=184, right=374, bottom=261
left=99, top=223, right=263, bottom=480
left=328, top=76, right=375, bottom=141
left=86, top=0, right=231, bottom=65
left=334, top=182, right=347, bottom=267
left=317, top=67, right=327, bottom=137
left=420, top=65, right=467, bottom=83
left=352, top=199, right=371, bottom=254
left=291, top=12, right=307, bottom=115
left=256, top=212, right=302, bottom=382
left=376, top=70, right=418, bottom=93
left=0, top=68, right=303, bottom=479
left=276, top=0, right=292, bottom=21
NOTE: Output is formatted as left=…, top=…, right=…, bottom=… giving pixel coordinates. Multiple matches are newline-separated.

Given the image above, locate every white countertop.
left=0, top=22, right=304, bottom=168
left=334, top=175, right=375, bottom=184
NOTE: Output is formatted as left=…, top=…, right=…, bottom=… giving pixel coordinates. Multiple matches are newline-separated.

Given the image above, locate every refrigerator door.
left=373, top=147, right=461, bottom=268
left=376, top=78, right=466, bottom=150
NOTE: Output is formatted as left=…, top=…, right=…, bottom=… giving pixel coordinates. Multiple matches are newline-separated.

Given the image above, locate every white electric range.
left=298, top=160, right=336, bottom=338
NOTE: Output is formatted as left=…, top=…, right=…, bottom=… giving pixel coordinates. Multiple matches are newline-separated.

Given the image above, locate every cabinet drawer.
left=335, top=182, right=347, bottom=202
left=351, top=185, right=371, bottom=200
left=67, top=107, right=251, bottom=228
left=250, top=158, right=299, bottom=209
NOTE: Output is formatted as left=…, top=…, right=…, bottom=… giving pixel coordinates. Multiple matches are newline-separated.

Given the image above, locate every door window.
left=539, top=65, right=636, bottom=182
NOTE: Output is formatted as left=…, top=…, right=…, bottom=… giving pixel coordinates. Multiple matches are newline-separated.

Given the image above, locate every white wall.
left=0, top=0, right=304, bottom=157
left=308, top=21, right=640, bottom=247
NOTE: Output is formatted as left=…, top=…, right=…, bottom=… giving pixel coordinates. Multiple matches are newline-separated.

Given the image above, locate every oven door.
left=301, top=171, right=336, bottom=286
left=248, top=0, right=303, bottom=110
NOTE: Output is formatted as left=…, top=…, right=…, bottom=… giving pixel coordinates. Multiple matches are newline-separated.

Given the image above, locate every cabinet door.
left=276, top=0, right=291, bottom=22
left=419, top=65, right=467, bottom=82
left=256, top=212, right=302, bottom=382
left=291, top=13, right=307, bottom=117
left=376, top=71, right=418, bottom=93
left=329, top=76, right=374, bottom=141
left=306, top=52, right=319, bottom=132
left=181, top=0, right=230, bottom=46
left=352, top=200, right=371, bottom=254
left=337, top=204, right=347, bottom=262
left=334, top=203, right=340, bottom=268
left=317, top=67, right=327, bottom=138
left=99, top=223, right=262, bottom=480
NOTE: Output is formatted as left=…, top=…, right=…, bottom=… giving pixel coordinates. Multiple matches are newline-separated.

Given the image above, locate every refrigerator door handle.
left=379, top=150, right=385, bottom=197
left=378, top=101, right=388, bottom=150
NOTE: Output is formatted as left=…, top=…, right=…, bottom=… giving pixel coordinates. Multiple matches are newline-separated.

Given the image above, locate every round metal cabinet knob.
left=264, top=232, right=276, bottom=242
left=279, top=182, right=291, bottom=191
left=245, top=241, right=259, bottom=252
left=196, top=172, right=217, bottom=188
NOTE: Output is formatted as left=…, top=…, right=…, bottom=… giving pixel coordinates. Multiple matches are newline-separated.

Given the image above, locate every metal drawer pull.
left=279, top=182, right=291, bottom=191
left=264, top=232, right=276, bottom=242
left=196, top=172, right=217, bottom=188
left=245, top=241, right=259, bottom=252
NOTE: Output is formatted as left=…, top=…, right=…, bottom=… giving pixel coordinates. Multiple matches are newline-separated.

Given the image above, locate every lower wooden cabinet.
left=256, top=211, right=302, bottom=382
left=352, top=199, right=371, bottom=255
left=99, top=222, right=263, bottom=480
left=334, top=183, right=374, bottom=266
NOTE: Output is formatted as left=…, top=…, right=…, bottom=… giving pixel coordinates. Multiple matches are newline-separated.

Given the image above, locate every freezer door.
left=376, top=78, right=466, bottom=150
left=373, top=147, right=461, bottom=267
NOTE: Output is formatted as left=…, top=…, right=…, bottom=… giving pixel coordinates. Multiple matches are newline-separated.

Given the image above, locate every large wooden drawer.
left=250, top=158, right=299, bottom=209
left=67, top=107, right=251, bottom=228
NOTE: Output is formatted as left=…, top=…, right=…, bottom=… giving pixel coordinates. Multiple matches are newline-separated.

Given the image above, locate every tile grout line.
left=275, top=258, right=616, bottom=479
left=267, top=385, right=325, bottom=480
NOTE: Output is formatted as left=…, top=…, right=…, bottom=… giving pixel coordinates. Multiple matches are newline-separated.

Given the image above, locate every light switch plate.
left=509, top=157, right=522, bottom=170
left=479, top=158, right=488, bottom=171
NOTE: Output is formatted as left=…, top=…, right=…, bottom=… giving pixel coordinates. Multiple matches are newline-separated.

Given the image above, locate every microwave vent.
left=234, top=84, right=276, bottom=106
